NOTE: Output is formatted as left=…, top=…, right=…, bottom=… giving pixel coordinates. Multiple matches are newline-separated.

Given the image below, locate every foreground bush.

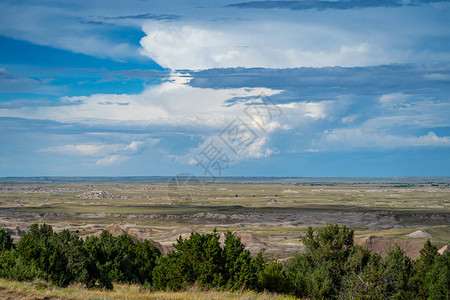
left=286, top=225, right=450, bottom=299
left=0, top=223, right=448, bottom=298
left=0, top=224, right=161, bottom=289
left=152, top=230, right=264, bottom=291
left=0, top=228, right=13, bottom=252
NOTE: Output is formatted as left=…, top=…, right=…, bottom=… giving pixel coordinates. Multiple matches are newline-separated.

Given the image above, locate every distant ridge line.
left=0, top=176, right=449, bottom=184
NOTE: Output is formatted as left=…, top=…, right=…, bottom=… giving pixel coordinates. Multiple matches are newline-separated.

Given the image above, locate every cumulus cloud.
left=40, top=138, right=159, bottom=166
left=140, top=1, right=450, bottom=70
left=4, top=67, right=449, bottom=162
left=240, top=136, right=276, bottom=159
left=3, top=68, right=348, bottom=173
left=139, top=21, right=396, bottom=69
left=0, top=72, right=283, bottom=128
left=185, top=133, right=276, bottom=172
left=4, top=73, right=303, bottom=168
left=316, top=95, right=450, bottom=150
left=1, top=0, right=449, bottom=68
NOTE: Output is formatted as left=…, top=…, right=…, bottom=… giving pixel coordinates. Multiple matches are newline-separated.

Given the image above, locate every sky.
left=0, top=0, right=449, bottom=177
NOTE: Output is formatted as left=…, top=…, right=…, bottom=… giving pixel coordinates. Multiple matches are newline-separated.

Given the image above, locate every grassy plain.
left=0, top=177, right=449, bottom=251
left=0, top=278, right=293, bottom=300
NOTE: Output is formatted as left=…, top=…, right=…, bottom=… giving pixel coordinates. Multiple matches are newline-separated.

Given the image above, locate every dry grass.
left=0, top=279, right=296, bottom=300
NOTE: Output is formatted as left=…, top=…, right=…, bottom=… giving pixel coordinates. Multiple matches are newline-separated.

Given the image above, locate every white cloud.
left=277, top=101, right=332, bottom=124
left=316, top=94, right=450, bottom=151
left=240, top=136, right=276, bottom=160
left=40, top=139, right=159, bottom=166
left=139, top=21, right=394, bottom=70
left=44, top=144, right=108, bottom=156
left=3, top=71, right=338, bottom=166
left=184, top=134, right=276, bottom=170
left=371, top=97, right=450, bottom=129
left=95, top=155, right=127, bottom=166
left=323, top=129, right=450, bottom=149
left=1, top=0, right=449, bottom=67
left=0, top=72, right=284, bottom=129
left=126, top=141, right=145, bottom=151
left=139, top=7, right=450, bottom=71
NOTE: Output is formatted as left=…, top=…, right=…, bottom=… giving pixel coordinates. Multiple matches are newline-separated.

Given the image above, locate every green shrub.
left=152, top=230, right=267, bottom=292
left=82, top=230, right=160, bottom=288
left=286, top=224, right=358, bottom=299
left=223, top=231, right=258, bottom=291
left=426, top=251, right=450, bottom=300
left=410, top=239, right=438, bottom=298
left=0, top=223, right=447, bottom=298
left=0, top=223, right=160, bottom=290
left=383, top=245, right=414, bottom=299
left=257, top=259, right=289, bottom=294
left=340, top=251, right=386, bottom=299
left=15, top=224, right=72, bottom=286
left=152, top=230, right=224, bottom=290
left=0, top=228, right=14, bottom=251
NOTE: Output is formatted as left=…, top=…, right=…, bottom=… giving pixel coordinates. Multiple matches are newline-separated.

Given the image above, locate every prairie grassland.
left=0, top=278, right=294, bottom=300
left=0, top=179, right=449, bottom=252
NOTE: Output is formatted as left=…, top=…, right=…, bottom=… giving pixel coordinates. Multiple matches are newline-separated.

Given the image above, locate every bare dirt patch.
left=406, top=230, right=432, bottom=239
left=356, top=236, right=424, bottom=260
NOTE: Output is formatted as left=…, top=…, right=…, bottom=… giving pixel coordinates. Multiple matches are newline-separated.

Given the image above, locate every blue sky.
left=0, top=0, right=449, bottom=177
